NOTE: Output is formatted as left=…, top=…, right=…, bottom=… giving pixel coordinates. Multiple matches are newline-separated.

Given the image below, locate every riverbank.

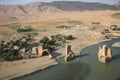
left=0, top=38, right=104, bottom=80
left=0, top=56, right=58, bottom=80
left=0, top=39, right=118, bottom=80
left=0, top=28, right=120, bottom=80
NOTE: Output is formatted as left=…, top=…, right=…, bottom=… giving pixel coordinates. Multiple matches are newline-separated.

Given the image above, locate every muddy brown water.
left=12, top=38, right=120, bottom=80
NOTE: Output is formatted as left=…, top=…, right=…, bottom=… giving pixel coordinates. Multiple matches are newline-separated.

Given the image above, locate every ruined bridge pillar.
left=65, top=45, right=74, bottom=61
left=98, top=45, right=112, bottom=63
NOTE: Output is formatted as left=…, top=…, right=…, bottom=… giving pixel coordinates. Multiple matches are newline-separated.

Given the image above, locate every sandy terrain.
left=0, top=10, right=120, bottom=80
left=0, top=23, right=115, bottom=79
left=0, top=26, right=120, bottom=79
left=0, top=10, right=120, bottom=26
left=20, top=10, right=119, bottom=25
left=0, top=56, right=58, bottom=80
left=112, top=42, right=120, bottom=47
left=0, top=24, right=103, bottom=79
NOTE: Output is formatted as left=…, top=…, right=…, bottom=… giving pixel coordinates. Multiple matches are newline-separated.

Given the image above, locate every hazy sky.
left=0, top=0, right=119, bottom=5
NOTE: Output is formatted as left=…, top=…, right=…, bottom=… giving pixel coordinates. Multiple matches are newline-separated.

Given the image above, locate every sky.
left=0, top=0, right=119, bottom=5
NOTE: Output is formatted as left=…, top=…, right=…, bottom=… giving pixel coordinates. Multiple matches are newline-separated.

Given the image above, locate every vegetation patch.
left=102, top=29, right=110, bottom=33
left=48, top=20, right=83, bottom=26
left=0, top=33, right=74, bottom=61
left=3, top=24, right=36, bottom=33
left=17, top=26, right=35, bottom=33
left=64, top=35, right=74, bottom=40
left=110, top=25, right=120, bottom=31
left=91, top=22, right=100, bottom=25
left=3, top=23, right=21, bottom=29
left=0, top=35, right=38, bottom=61
left=56, top=25, right=71, bottom=29
left=39, top=29, right=47, bottom=32
left=40, top=34, right=74, bottom=51
left=111, top=13, right=120, bottom=20
left=67, top=20, right=83, bottom=24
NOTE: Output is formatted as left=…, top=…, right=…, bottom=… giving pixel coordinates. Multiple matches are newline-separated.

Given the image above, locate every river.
left=12, top=38, right=120, bottom=80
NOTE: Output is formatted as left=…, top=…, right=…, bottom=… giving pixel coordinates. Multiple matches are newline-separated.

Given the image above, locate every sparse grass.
left=16, top=26, right=35, bottom=33
left=103, top=29, right=110, bottom=33
left=56, top=25, right=71, bottom=29
left=46, top=21, right=65, bottom=26
left=39, top=29, right=47, bottom=32
left=47, top=20, right=83, bottom=26
left=67, top=20, right=83, bottom=24
left=111, top=13, right=120, bottom=20
left=3, top=23, right=21, bottom=29
left=3, top=24, right=37, bottom=34
left=91, top=22, right=100, bottom=25
left=23, top=32, right=38, bottom=37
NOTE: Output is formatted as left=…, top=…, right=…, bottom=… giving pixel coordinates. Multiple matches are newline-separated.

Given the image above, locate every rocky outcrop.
left=98, top=45, right=112, bottom=63
left=65, top=45, right=74, bottom=61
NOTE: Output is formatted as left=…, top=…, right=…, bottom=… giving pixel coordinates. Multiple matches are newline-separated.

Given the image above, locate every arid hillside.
left=0, top=1, right=120, bottom=15
left=0, top=1, right=120, bottom=41
left=0, top=1, right=120, bottom=25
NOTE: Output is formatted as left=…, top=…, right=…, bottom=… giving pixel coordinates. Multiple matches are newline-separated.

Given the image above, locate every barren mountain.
left=0, top=1, right=119, bottom=16
left=0, top=5, right=26, bottom=16
left=44, top=1, right=119, bottom=11
left=114, top=2, right=120, bottom=8
left=0, top=1, right=119, bottom=26
left=23, top=2, right=43, bottom=13
left=28, top=5, right=62, bottom=15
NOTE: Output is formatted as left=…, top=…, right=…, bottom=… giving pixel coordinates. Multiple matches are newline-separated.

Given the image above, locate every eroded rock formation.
left=98, top=45, right=112, bottom=63
left=65, top=45, right=74, bottom=61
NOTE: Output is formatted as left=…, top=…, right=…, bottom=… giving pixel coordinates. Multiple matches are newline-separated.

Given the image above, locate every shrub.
left=40, top=36, right=49, bottom=44
left=47, top=39, right=56, bottom=45
left=91, top=22, right=100, bottom=25
left=33, top=32, right=38, bottom=36
left=4, top=23, right=21, bottom=29
left=14, top=55, right=23, bottom=60
left=17, top=28, right=32, bottom=32
left=40, top=36, right=55, bottom=50
left=64, top=35, right=74, bottom=40
left=103, top=29, right=110, bottom=33
left=110, top=25, right=120, bottom=31
left=1, top=52, right=15, bottom=61
left=16, top=26, right=34, bottom=33
left=56, top=25, right=70, bottom=29
left=55, top=34, right=63, bottom=41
